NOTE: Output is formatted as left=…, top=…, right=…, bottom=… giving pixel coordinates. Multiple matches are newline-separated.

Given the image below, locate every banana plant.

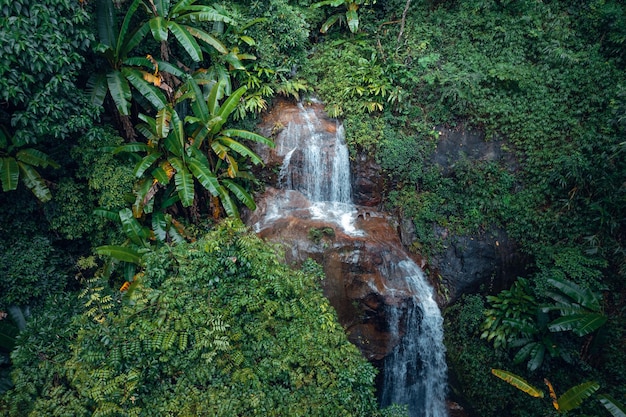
left=491, top=369, right=600, bottom=413
left=95, top=207, right=154, bottom=284
left=88, top=0, right=168, bottom=138
left=115, top=77, right=274, bottom=219
left=141, top=0, right=233, bottom=62
left=311, top=0, right=375, bottom=34
left=543, top=276, right=607, bottom=337
left=0, top=126, right=59, bottom=202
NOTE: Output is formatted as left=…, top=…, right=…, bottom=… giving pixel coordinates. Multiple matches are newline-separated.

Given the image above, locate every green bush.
left=2, top=221, right=383, bottom=417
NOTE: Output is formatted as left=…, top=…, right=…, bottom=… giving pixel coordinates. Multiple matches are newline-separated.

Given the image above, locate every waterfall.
left=380, top=261, right=448, bottom=417
left=259, top=102, right=448, bottom=416
left=274, top=102, right=361, bottom=235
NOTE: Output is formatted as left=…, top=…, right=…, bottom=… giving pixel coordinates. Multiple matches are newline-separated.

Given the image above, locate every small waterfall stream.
left=380, top=261, right=449, bottom=417
left=254, top=102, right=448, bottom=417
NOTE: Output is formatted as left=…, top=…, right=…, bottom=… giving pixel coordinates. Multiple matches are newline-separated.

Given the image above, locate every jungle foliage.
left=1, top=0, right=626, bottom=416
left=1, top=222, right=386, bottom=416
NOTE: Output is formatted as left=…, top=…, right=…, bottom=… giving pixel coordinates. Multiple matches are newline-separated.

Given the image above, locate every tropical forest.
left=0, top=0, right=625, bottom=416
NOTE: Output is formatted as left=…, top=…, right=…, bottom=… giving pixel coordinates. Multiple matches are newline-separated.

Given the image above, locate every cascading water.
left=380, top=261, right=449, bottom=417
left=254, top=101, right=448, bottom=416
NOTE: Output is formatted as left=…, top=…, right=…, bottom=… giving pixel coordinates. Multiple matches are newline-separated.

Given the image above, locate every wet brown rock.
left=249, top=188, right=424, bottom=361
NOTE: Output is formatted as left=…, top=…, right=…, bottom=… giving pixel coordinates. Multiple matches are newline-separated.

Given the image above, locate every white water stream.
left=267, top=103, right=448, bottom=416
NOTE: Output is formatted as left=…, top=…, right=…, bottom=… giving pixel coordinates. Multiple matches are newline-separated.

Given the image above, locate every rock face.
left=428, top=228, right=530, bottom=303
left=352, top=152, right=385, bottom=207
left=248, top=187, right=424, bottom=361
left=432, top=126, right=518, bottom=174
left=248, top=99, right=432, bottom=361
left=426, top=126, right=527, bottom=303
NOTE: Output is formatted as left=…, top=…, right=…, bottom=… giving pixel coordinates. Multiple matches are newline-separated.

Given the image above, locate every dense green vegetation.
left=1, top=0, right=625, bottom=416
left=2, top=221, right=390, bottom=416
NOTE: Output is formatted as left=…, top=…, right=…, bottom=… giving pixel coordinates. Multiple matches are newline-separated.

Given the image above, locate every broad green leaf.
left=123, top=55, right=156, bottom=68
left=153, top=0, right=171, bottom=16
left=93, top=208, right=119, bottom=222
left=153, top=59, right=187, bottom=79
left=187, top=77, right=210, bottom=124
left=87, top=73, right=108, bottom=107
left=547, top=277, right=602, bottom=311
left=222, top=52, right=246, bottom=70
left=501, top=317, right=537, bottom=336
left=160, top=190, right=180, bottom=210
left=599, top=394, right=626, bottom=417
left=168, top=21, right=202, bottom=61
left=188, top=124, right=211, bottom=148
left=223, top=179, right=256, bottom=210
left=135, top=178, right=156, bottom=216
left=149, top=16, right=168, bottom=42
left=239, top=35, right=255, bottom=46
left=117, top=0, right=148, bottom=58
left=320, top=14, right=342, bottom=34
left=18, top=162, right=51, bottom=202
left=513, top=342, right=534, bottom=364
left=548, top=313, right=607, bottom=336
left=1, top=157, right=19, bottom=191
left=557, top=381, right=599, bottom=412
left=209, top=85, right=248, bottom=135
left=205, top=65, right=231, bottom=95
left=187, top=146, right=211, bottom=166
left=119, top=208, right=149, bottom=246
left=185, top=25, right=228, bottom=54
left=218, top=186, right=238, bottom=218
left=168, top=110, right=186, bottom=157
left=346, top=8, right=359, bottom=33
left=152, top=165, right=172, bottom=184
left=107, top=70, right=132, bottom=116
left=164, top=213, right=186, bottom=244
left=96, top=0, right=117, bottom=48
left=170, top=0, right=195, bottom=16
left=491, top=369, right=544, bottom=398
left=7, top=306, right=27, bottom=331
left=124, top=68, right=168, bottom=111
left=181, top=7, right=233, bottom=24
left=169, top=157, right=194, bottom=207
left=211, top=141, right=229, bottom=160
left=221, top=129, right=275, bottom=147
left=122, top=261, right=137, bottom=283
left=188, top=156, right=220, bottom=196
left=207, top=79, right=223, bottom=116
left=16, top=148, right=59, bottom=168
left=156, top=107, right=172, bottom=138
left=527, top=342, right=545, bottom=371
left=152, top=211, right=168, bottom=242
left=113, top=143, right=150, bottom=154
left=96, top=245, right=142, bottom=264
left=134, top=152, right=162, bottom=178
left=218, top=137, right=263, bottom=165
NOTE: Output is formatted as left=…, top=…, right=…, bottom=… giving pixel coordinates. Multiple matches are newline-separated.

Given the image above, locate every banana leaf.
left=491, top=369, right=544, bottom=398
left=599, top=394, right=626, bottom=417
left=557, top=381, right=599, bottom=412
